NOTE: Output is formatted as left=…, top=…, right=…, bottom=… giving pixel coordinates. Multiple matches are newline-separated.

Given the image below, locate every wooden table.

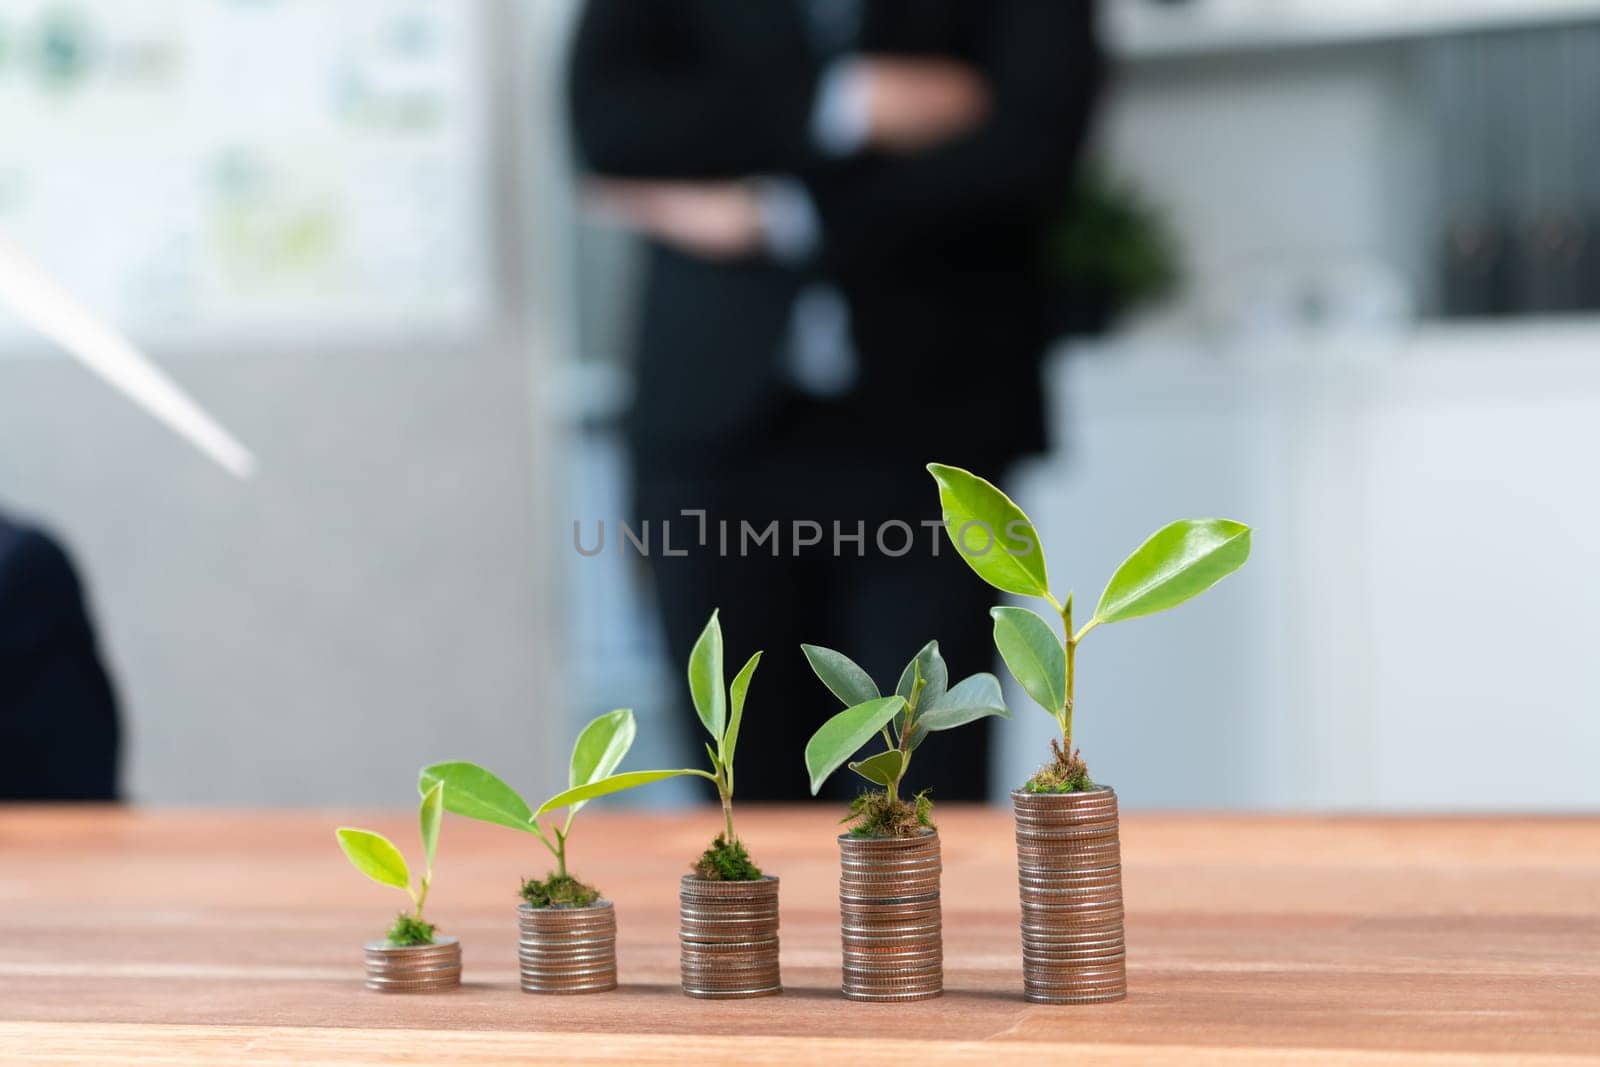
left=1, top=807, right=1596, bottom=1064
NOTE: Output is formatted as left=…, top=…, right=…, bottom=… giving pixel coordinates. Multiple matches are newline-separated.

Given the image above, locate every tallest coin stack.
left=1011, top=785, right=1128, bottom=1004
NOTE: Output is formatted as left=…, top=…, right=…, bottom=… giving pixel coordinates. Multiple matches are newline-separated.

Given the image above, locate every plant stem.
left=415, top=874, right=430, bottom=919
left=1062, top=595, right=1076, bottom=752
left=892, top=676, right=924, bottom=806
left=552, top=827, right=568, bottom=879
left=1065, top=637, right=1076, bottom=751
left=720, top=777, right=737, bottom=843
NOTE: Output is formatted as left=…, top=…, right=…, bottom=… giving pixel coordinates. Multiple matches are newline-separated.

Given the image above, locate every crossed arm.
left=569, top=0, right=1086, bottom=264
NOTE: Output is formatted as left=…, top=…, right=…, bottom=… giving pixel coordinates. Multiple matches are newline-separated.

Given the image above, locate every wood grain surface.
left=0, top=806, right=1596, bottom=1065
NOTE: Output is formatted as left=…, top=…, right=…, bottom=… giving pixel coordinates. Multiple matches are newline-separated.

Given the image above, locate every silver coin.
left=841, top=901, right=942, bottom=916
left=684, top=986, right=782, bottom=999
left=679, top=911, right=779, bottom=922
left=842, top=983, right=943, bottom=1002
left=1024, top=989, right=1127, bottom=1005
left=1021, top=932, right=1126, bottom=949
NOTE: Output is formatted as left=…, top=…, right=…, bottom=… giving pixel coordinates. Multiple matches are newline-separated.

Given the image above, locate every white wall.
left=0, top=0, right=574, bottom=806
left=0, top=341, right=548, bottom=805
left=1099, top=41, right=1429, bottom=321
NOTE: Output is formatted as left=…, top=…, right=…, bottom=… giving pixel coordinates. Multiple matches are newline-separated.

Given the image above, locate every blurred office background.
left=2, top=0, right=1597, bottom=810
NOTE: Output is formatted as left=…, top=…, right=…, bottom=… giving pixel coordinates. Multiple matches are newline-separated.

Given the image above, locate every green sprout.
left=335, top=781, right=445, bottom=945
left=424, top=612, right=766, bottom=885
left=681, top=610, right=762, bottom=864
left=802, top=640, right=1010, bottom=836
left=928, top=463, right=1252, bottom=790
left=420, top=708, right=650, bottom=908
left=526, top=610, right=766, bottom=880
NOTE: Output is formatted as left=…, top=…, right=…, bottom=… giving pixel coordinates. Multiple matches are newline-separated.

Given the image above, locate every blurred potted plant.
left=1046, top=163, right=1181, bottom=335
left=802, top=639, right=1009, bottom=1002
left=335, top=781, right=460, bottom=993
left=928, top=462, right=1250, bottom=1004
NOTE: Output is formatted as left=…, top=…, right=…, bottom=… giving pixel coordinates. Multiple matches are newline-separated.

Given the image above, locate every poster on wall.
left=0, top=0, right=494, bottom=351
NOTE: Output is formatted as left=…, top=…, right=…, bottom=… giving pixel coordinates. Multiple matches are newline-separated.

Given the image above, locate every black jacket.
left=0, top=516, right=120, bottom=801
left=569, top=0, right=1102, bottom=461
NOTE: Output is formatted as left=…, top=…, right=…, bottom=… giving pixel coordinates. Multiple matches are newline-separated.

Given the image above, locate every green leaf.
left=418, top=762, right=535, bottom=834
left=990, top=606, right=1066, bottom=717
left=927, top=463, right=1050, bottom=598
left=688, top=610, right=726, bottom=741
left=918, top=672, right=1011, bottom=732
left=804, top=695, right=906, bottom=795
left=848, top=749, right=905, bottom=787
left=336, top=828, right=410, bottom=891
left=418, top=781, right=443, bottom=871
left=535, top=769, right=711, bottom=817
left=1094, top=519, right=1252, bottom=625
left=895, top=640, right=947, bottom=710
left=800, top=644, right=880, bottom=707
left=567, top=708, right=636, bottom=816
left=724, top=651, right=761, bottom=766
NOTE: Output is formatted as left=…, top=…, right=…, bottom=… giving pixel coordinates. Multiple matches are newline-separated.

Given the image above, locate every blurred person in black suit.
left=568, top=0, right=1102, bottom=800
left=0, top=512, right=120, bottom=801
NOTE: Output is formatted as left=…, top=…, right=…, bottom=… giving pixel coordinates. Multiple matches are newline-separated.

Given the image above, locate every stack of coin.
left=837, top=832, right=942, bottom=1001
left=363, top=936, right=461, bottom=993
left=1012, top=786, right=1127, bottom=1004
left=517, top=902, right=618, bottom=994
left=678, top=875, right=781, bottom=999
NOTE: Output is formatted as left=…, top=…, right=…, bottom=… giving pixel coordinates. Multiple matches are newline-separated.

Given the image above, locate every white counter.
left=995, top=318, right=1600, bottom=810
left=1110, top=0, right=1600, bottom=61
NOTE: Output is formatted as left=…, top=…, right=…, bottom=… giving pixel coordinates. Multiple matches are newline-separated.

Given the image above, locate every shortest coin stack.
left=1012, top=786, right=1127, bottom=1004
left=679, top=875, right=781, bottom=998
left=838, top=831, right=943, bottom=1002
left=517, top=901, right=618, bottom=994
left=363, top=937, right=461, bottom=993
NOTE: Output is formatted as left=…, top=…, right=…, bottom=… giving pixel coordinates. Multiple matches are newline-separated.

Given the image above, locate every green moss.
left=1024, top=739, right=1094, bottom=793
left=520, top=872, right=600, bottom=908
left=844, top=789, right=936, bottom=839
left=385, top=913, right=436, bottom=946
left=691, top=833, right=763, bottom=881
